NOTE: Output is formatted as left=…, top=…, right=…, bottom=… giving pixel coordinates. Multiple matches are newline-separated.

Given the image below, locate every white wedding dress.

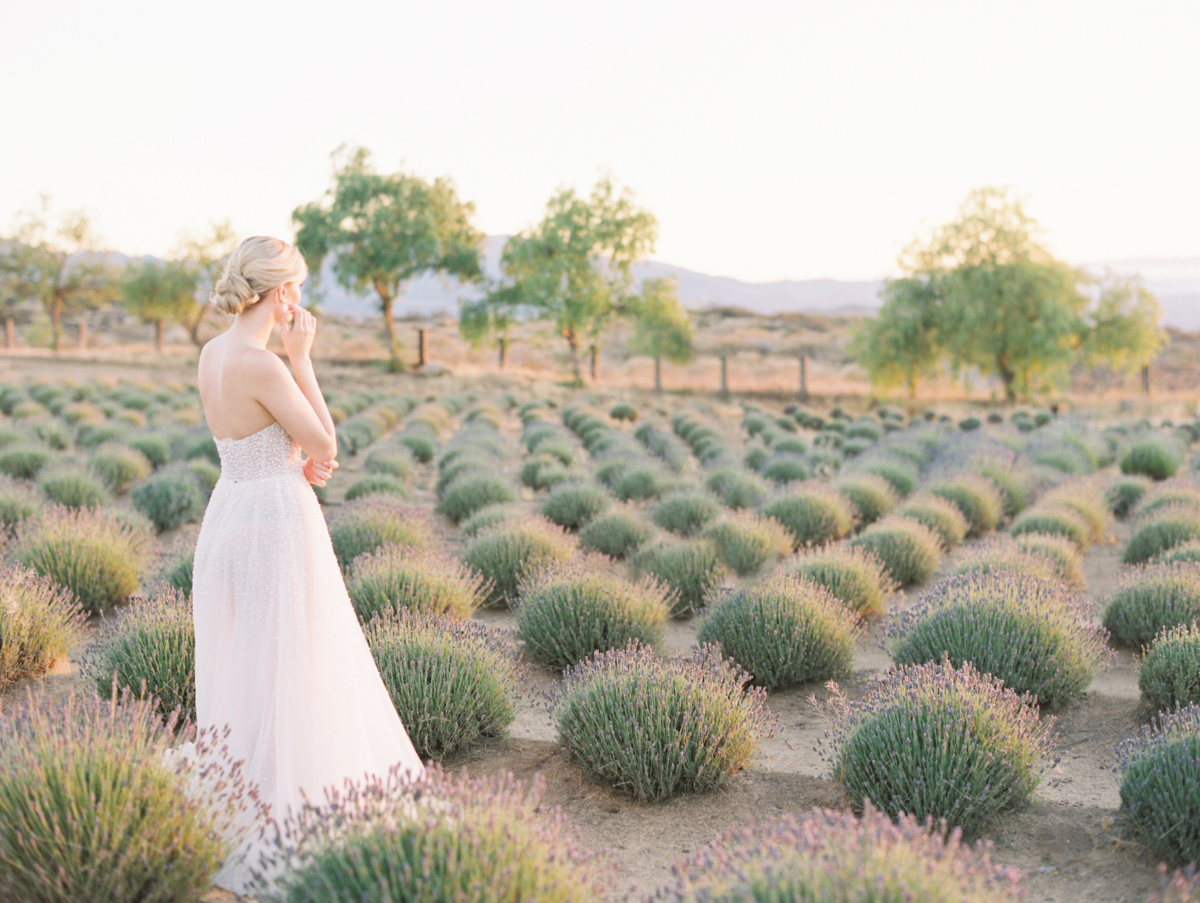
left=192, top=421, right=424, bottom=892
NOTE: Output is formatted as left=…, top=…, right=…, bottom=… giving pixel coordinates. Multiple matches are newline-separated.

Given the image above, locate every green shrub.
left=854, top=459, right=917, bottom=497
left=697, top=573, right=857, bottom=690
left=771, top=437, right=808, bottom=455
left=614, top=463, right=666, bottom=501
left=649, top=803, right=1025, bottom=903
left=1155, top=540, right=1200, bottom=566
left=610, top=402, right=638, bottom=421
left=1122, top=435, right=1184, bottom=481
left=0, top=477, right=40, bottom=532
left=154, top=542, right=195, bottom=597
left=437, top=473, right=516, bottom=523
left=1133, top=479, right=1200, bottom=521
left=461, top=517, right=575, bottom=608
left=761, top=483, right=856, bottom=550
left=1104, top=561, right=1200, bottom=646
left=0, top=691, right=249, bottom=903
left=848, top=516, right=942, bottom=588
left=651, top=488, right=722, bottom=537
left=827, top=660, right=1052, bottom=831
left=926, top=475, right=1003, bottom=536
left=344, top=473, right=409, bottom=502
left=1124, top=504, right=1200, bottom=564
left=835, top=473, right=898, bottom=525
left=548, top=643, right=775, bottom=801
left=81, top=588, right=196, bottom=722
left=362, top=445, right=414, bottom=481
left=949, top=536, right=1060, bottom=584
left=1009, top=504, right=1092, bottom=550
left=889, top=570, right=1110, bottom=708
left=896, top=492, right=970, bottom=548
left=516, top=558, right=670, bottom=669
left=366, top=610, right=525, bottom=760
left=130, top=466, right=207, bottom=531
left=1140, top=624, right=1200, bottom=713
left=0, top=565, right=84, bottom=691
left=630, top=540, right=726, bottom=618
left=0, top=444, right=52, bottom=480
left=76, top=422, right=124, bottom=448
left=577, top=508, right=656, bottom=560
left=788, top=544, right=896, bottom=618
left=186, top=459, right=220, bottom=495
left=1012, top=531, right=1086, bottom=587
left=1118, top=703, right=1200, bottom=865
left=12, top=506, right=150, bottom=614
left=705, top=467, right=769, bottom=509
left=760, top=454, right=810, bottom=484
left=397, top=428, right=436, bottom=463
left=346, top=545, right=488, bottom=622
left=702, top=512, right=793, bottom=576
left=458, top=502, right=519, bottom=537
left=327, top=498, right=437, bottom=571
left=260, top=767, right=604, bottom=903
left=37, top=467, right=111, bottom=510
left=129, top=433, right=172, bottom=467
left=541, top=482, right=611, bottom=530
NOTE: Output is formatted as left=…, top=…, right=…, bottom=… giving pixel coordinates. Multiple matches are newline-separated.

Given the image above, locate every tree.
left=120, top=259, right=199, bottom=352
left=629, top=277, right=693, bottom=391
left=848, top=276, right=941, bottom=397
left=1082, top=272, right=1165, bottom=376
left=293, top=147, right=484, bottom=368
left=0, top=198, right=112, bottom=351
left=174, top=220, right=237, bottom=347
left=465, top=176, right=658, bottom=385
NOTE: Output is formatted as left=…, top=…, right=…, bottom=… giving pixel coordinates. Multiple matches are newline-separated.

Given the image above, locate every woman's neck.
left=229, top=302, right=277, bottom=348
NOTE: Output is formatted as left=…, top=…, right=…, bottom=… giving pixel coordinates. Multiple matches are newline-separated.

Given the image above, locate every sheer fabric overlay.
left=192, top=422, right=424, bottom=891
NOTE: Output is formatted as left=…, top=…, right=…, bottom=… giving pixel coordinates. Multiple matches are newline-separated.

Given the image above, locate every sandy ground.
left=0, top=352, right=1181, bottom=903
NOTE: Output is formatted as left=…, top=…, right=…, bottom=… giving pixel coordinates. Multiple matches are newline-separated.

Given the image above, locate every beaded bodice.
left=214, top=422, right=302, bottom=483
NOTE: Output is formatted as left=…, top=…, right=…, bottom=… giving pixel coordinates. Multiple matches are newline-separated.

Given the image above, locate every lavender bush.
left=548, top=643, right=776, bottom=801
left=0, top=565, right=84, bottom=692
left=705, top=466, right=770, bottom=509
left=898, top=492, right=971, bottom=548
left=847, top=516, right=943, bottom=588
left=926, top=475, right=1004, bottom=536
left=787, top=543, right=896, bottom=618
left=702, top=511, right=794, bottom=576
left=1012, top=531, right=1086, bottom=588
left=1103, top=561, right=1200, bottom=646
left=629, top=540, right=726, bottom=618
left=760, top=483, right=856, bottom=550
left=888, top=571, right=1111, bottom=708
left=1118, top=703, right=1200, bottom=864
left=461, top=516, right=576, bottom=608
left=826, top=660, right=1054, bottom=831
left=697, top=572, right=858, bottom=690
left=1140, top=624, right=1200, bottom=712
left=541, top=482, right=612, bottom=529
left=347, top=546, right=489, bottom=621
left=1124, top=504, right=1200, bottom=564
left=1121, top=434, right=1185, bottom=481
left=327, top=498, right=437, bottom=571
left=835, top=472, right=899, bottom=525
left=577, top=507, right=657, bottom=560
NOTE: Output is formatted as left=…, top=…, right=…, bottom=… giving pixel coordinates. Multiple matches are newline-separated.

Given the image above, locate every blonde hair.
left=209, top=236, right=308, bottom=315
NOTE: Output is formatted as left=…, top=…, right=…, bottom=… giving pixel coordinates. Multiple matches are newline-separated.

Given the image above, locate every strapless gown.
left=192, top=421, right=424, bottom=891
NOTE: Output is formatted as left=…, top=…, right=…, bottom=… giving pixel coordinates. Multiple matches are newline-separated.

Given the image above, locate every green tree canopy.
left=854, top=187, right=1164, bottom=401
left=120, top=259, right=199, bottom=352
left=293, top=147, right=484, bottom=367
left=629, top=276, right=693, bottom=391
left=461, top=176, right=658, bottom=385
left=1082, top=272, right=1165, bottom=375
left=0, top=198, right=113, bottom=350
left=173, top=220, right=237, bottom=346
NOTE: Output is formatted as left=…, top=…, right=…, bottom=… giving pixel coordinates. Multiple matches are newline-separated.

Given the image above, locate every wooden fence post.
left=720, top=354, right=728, bottom=399
left=417, top=328, right=427, bottom=367
left=498, top=336, right=508, bottom=369
left=654, top=355, right=662, bottom=392
left=1142, top=364, right=1151, bottom=395
left=5, top=318, right=12, bottom=350
left=78, top=321, right=87, bottom=351
left=799, top=353, right=808, bottom=401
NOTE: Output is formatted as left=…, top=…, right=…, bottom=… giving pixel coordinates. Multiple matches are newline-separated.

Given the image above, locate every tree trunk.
left=1142, top=365, right=1151, bottom=395
left=997, top=353, right=1017, bottom=402
left=589, top=344, right=598, bottom=382
left=565, top=331, right=582, bottom=385
left=720, top=353, right=728, bottom=399
left=155, top=319, right=165, bottom=353
left=78, top=320, right=87, bottom=350
left=654, top=355, right=662, bottom=392
left=799, top=354, right=809, bottom=401
left=417, top=328, right=427, bottom=367
left=188, top=306, right=210, bottom=347
left=498, top=336, right=508, bottom=369
left=50, top=296, right=62, bottom=352
left=375, top=282, right=399, bottom=365
left=5, top=318, right=13, bottom=350
left=907, top=370, right=917, bottom=399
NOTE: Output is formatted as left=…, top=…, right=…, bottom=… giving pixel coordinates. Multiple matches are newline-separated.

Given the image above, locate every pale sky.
left=2, top=0, right=1197, bottom=283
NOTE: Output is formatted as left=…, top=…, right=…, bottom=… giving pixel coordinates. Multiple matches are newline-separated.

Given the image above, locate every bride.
left=193, top=235, right=424, bottom=890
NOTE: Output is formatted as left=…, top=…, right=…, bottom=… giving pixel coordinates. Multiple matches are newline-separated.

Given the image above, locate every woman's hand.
left=303, top=456, right=339, bottom=487
left=280, top=304, right=318, bottom=361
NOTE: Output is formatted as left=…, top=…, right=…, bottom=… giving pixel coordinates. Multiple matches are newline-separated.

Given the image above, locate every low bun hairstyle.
left=209, top=236, right=308, bottom=316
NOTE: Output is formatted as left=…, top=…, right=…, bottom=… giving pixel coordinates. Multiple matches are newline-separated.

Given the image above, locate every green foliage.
left=119, top=258, right=200, bottom=349
left=1012, top=531, right=1086, bottom=588
left=515, top=558, right=670, bottom=669
left=848, top=517, right=942, bottom=588
left=827, top=660, right=1053, bottom=831
left=614, top=462, right=667, bottom=501
left=362, top=445, right=414, bottom=481
left=0, top=444, right=52, bottom=480
left=343, top=474, right=409, bottom=502
left=0, top=476, right=40, bottom=532
left=761, top=484, right=856, bottom=550
left=327, top=498, right=436, bottom=571
left=896, top=492, right=970, bottom=548
left=1103, top=561, right=1200, bottom=646
left=365, top=610, right=524, bottom=760
left=548, top=643, right=775, bottom=801
left=788, top=544, right=897, bottom=619
left=1124, top=504, right=1200, bottom=564
left=294, top=146, right=484, bottom=363
left=705, top=466, right=769, bottom=509
left=12, top=506, right=149, bottom=614
left=38, top=467, right=111, bottom=509
left=129, top=434, right=172, bottom=467
left=186, top=459, right=220, bottom=494
left=648, top=803, right=1025, bottom=903
left=81, top=588, right=196, bottom=722
left=1122, top=435, right=1185, bottom=481
left=130, top=466, right=206, bottom=531
left=889, top=571, right=1110, bottom=708
left=541, top=483, right=611, bottom=530
left=154, top=542, right=195, bottom=597
left=436, top=473, right=517, bottom=523
left=835, top=473, right=899, bottom=525
left=461, top=517, right=576, bottom=608
left=347, top=546, right=488, bottom=621
left=702, top=512, right=794, bottom=577
left=629, top=277, right=695, bottom=383
left=577, top=508, right=656, bottom=560
left=651, top=488, right=722, bottom=537
left=0, top=565, right=84, bottom=691
left=1140, top=624, right=1200, bottom=713
left=697, top=573, right=857, bottom=690
left=630, top=541, right=726, bottom=618
left=926, top=475, right=1003, bottom=536
left=1009, top=504, right=1092, bottom=550
left=849, top=276, right=941, bottom=397
left=261, top=768, right=604, bottom=903
left=1155, top=540, right=1200, bottom=566
left=1132, top=479, right=1200, bottom=521
left=1118, top=704, right=1200, bottom=865
left=458, top=502, right=519, bottom=537
left=760, top=454, right=811, bottom=484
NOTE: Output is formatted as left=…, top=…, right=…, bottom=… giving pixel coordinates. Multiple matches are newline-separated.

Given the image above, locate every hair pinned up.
left=209, top=236, right=307, bottom=315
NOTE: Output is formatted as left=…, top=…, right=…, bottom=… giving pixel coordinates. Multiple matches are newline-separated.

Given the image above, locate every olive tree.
left=120, top=259, right=199, bottom=352
left=629, top=276, right=694, bottom=391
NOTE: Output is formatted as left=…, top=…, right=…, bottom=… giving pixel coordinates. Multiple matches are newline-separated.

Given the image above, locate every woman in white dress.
left=193, top=236, right=424, bottom=890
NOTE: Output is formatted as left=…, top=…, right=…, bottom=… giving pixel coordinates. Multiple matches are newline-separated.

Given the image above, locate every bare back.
left=198, top=333, right=283, bottom=441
